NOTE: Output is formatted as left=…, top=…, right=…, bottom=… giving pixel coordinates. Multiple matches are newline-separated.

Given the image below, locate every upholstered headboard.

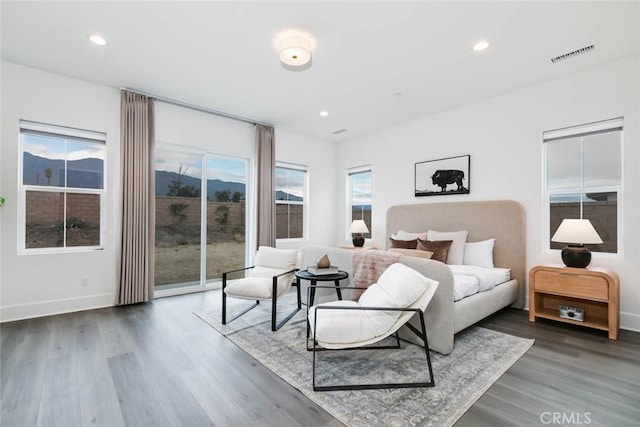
left=386, top=200, right=526, bottom=308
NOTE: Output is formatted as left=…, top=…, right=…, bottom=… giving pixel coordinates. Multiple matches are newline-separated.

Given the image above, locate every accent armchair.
left=308, top=262, right=439, bottom=391
left=222, top=246, right=302, bottom=331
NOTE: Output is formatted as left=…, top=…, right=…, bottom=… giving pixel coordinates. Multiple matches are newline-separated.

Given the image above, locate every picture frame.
left=415, top=155, right=470, bottom=197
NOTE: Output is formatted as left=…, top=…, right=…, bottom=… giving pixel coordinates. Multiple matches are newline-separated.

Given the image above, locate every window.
left=155, top=145, right=249, bottom=290
left=19, top=121, right=106, bottom=252
left=275, top=163, right=306, bottom=239
left=348, top=166, right=372, bottom=238
left=544, top=118, right=623, bottom=254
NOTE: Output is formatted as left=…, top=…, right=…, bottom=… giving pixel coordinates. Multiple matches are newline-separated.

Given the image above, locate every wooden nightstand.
left=529, top=265, right=619, bottom=340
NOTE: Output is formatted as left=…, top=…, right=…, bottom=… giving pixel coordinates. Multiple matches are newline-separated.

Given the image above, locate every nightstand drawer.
left=534, top=271, right=608, bottom=300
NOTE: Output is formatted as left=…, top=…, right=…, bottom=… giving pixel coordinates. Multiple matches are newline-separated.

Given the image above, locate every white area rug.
left=196, top=291, right=533, bottom=427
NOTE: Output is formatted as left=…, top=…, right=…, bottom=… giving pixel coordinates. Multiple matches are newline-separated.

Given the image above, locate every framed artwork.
left=415, top=155, right=470, bottom=197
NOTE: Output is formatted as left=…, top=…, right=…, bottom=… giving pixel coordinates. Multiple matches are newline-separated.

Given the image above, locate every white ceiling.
left=2, top=1, right=639, bottom=141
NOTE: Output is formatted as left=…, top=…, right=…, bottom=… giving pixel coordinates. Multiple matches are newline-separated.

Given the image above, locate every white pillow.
left=463, top=238, right=496, bottom=268
left=427, top=230, right=468, bottom=265
left=393, top=230, right=428, bottom=241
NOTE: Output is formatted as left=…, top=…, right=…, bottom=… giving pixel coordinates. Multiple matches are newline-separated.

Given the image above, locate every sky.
left=275, top=167, right=305, bottom=198
left=155, top=148, right=247, bottom=183
left=23, top=133, right=105, bottom=161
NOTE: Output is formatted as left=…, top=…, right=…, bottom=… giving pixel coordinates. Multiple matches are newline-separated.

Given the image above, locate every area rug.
left=195, top=291, right=534, bottom=427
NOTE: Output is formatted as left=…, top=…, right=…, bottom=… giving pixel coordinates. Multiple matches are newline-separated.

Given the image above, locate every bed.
left=387, top=200, right=526, bottom=354
left=300, top=200, right=525, bottom=355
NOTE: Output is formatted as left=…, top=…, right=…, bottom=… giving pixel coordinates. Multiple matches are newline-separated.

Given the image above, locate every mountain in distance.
left=155, top=170, right=245, bottom=199
left=23, top=152, right=103, bottom=187
left=275, top=190, right=303, bottom=202
left=156, top=170, right=303, bottom=201
left=24, top=152, right=300, bottom=201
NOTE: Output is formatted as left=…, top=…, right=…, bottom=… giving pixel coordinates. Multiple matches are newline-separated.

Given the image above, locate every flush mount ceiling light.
left=89, top=34, right=107, bottom=46
left=279, top=35, right=312, bottom=71
left=473, top=40, right=490, bottom=52
left=320, top=111, right=329, bottom=117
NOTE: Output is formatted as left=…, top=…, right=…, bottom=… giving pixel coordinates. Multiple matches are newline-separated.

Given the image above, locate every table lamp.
left=349, top=220, right=369, bottom=247
left=551, top=219, right=603, bottom=268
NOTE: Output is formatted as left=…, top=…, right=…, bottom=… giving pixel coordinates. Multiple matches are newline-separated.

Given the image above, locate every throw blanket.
left=351, top=250, right=401, bottom=300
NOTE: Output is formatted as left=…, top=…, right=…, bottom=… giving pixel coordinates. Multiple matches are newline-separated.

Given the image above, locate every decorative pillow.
left=463, top=238, right=496, bottom=268
left=392, top=230, right=428, bottom=241
left=417, top=239, right=452, bottom=263
left=388, top=248, right=433, bottom=259
left=389, top=238, right=418, bottom=249
left=426, top=230, right=469, bottom=265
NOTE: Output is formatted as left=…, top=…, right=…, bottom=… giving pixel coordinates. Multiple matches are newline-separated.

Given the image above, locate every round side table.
left=295, top=270, right=349, bottom=306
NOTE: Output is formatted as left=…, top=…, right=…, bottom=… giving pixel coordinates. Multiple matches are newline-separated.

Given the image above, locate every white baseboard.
left=0, top=293, right=115, bottom=323
left=620, top=311, right=640, bottom=332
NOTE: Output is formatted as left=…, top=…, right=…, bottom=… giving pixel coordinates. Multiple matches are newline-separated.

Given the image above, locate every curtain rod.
left=120, top=87, right=272, bottom=127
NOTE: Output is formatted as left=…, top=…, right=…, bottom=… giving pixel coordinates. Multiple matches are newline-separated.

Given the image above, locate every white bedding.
left=449, top=265, right=511, bottom=301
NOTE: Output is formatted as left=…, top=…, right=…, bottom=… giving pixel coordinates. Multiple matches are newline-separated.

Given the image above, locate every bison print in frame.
left=415, top=155, right=470, bottom=197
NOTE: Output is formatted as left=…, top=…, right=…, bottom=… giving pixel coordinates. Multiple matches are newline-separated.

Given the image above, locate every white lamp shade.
left=279, top=36, right=311, bottom=67
left=349, top=220, right=369, bottom=234
left=551, top=219, right=603, bottom=245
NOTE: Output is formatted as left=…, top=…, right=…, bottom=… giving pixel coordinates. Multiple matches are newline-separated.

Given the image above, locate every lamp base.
left=352, top=235, right=365, bottom=247
left=561, top=245, right=592, bottom=268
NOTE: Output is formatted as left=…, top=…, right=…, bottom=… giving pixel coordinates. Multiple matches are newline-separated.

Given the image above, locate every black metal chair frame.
left=307, top=284, right=435, bottom=391
left=222, top=265, right=301, bottom=331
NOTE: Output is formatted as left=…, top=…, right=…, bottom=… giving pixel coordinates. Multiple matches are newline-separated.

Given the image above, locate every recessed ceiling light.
left=89, top=35, right=107, bottom=46
left=473, top=41, right=489, bottom=52
left=320, top=111, right=329, bottom=117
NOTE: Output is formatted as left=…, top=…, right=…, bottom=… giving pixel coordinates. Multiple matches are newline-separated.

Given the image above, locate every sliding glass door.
left=154, top=146, right=248, bottom=291
left=205, top=155, right=248, bottom=282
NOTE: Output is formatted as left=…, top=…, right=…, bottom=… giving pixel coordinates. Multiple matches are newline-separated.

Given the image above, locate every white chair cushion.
left=255, top=246, right=298, bottom=270
left=308, top=301, right=379, bottom=345
left=375, top=262, right=432, bottom=307
left=427, top=230, right=468, bottom=265
left=251, top=265, right=295, bottom=296
left=225, top=266, right=295, bottom=299
left=355, top=284, right=400, bottom=335
left=224, top=277, right=273, bottom=299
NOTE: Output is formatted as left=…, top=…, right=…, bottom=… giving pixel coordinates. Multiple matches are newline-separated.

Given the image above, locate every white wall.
left=335, top=57, right=640, bottom=331
left=1, top=62, right=121, bottom=321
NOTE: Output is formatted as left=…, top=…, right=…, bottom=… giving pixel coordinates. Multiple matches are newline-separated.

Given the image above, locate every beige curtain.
left=117, top=91, right=155, bottom=305
left=256, top=124, right=276, bottom=248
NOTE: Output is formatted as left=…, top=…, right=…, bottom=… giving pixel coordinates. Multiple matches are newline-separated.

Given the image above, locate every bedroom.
left=1, top=1, right=639, bottom=426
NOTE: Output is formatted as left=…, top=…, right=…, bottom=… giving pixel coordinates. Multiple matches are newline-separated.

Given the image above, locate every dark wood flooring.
left=1, top=290, right=639, bottom=426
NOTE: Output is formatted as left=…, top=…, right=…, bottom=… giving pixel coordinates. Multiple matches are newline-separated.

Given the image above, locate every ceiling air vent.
left=550, top=44, right=595, bottom=64
left=332, top=129, right=348, bottom=135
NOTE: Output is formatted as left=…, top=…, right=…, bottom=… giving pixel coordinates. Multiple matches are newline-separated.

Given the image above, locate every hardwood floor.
left=1, top=290, right=639, bottom=426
